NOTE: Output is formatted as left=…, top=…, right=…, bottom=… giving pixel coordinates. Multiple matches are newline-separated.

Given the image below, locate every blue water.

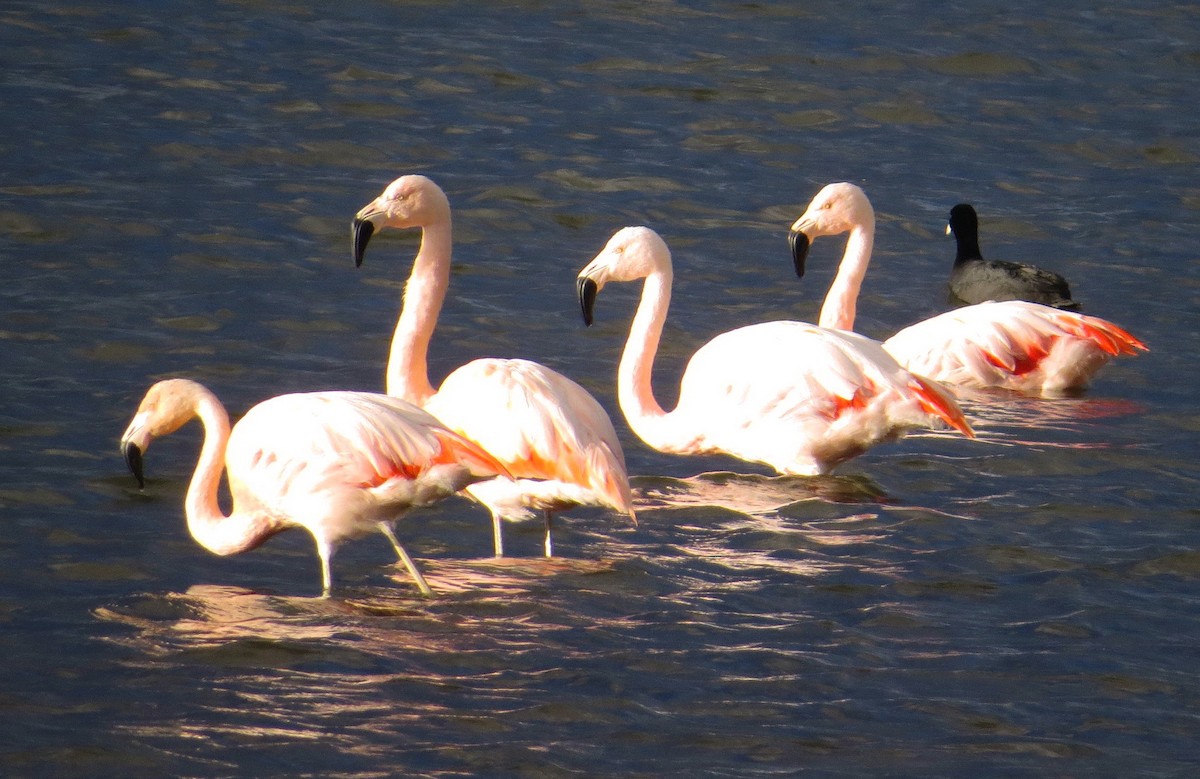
left=2, top=1, right=1198, bottom=776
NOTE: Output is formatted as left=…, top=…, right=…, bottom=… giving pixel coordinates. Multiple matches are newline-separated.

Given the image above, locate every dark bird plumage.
left=947, top=204, right=1079, bottom=310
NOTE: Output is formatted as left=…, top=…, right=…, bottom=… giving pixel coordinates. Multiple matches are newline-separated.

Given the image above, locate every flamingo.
left=352, top=174, right=635, bottom=558
left=575, top=226, right=973, bottom=477
left=947, top=203, right=1079, bottom=310
left=119, top=378, right=511, bottom=596
left=787, top=182, right=1147, bottom=396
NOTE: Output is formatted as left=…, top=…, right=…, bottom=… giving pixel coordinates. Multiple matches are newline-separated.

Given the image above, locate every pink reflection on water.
left=634, top=470, right=889, bottom=516
left=905, top=388, right=1147, bottom=450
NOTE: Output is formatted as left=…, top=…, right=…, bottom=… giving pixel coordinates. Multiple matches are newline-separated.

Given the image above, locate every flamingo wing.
left=425, top=358, right=634, bottom=517
left=883, top=300, right=1147, bottom=394
left=226, top=391, right=509, bottom=519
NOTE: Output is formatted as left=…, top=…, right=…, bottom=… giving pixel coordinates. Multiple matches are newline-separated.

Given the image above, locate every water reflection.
left=97, top=585, right=359, bottom=650
left=94, top=556, right=627, bottom=661
left=635, top=469, right=889, bottom=515
left=947, top=388, right=1147, bottom=449
left=93, top=514, right=894, bottom=674
left=406, top=555, right=618, bottom=597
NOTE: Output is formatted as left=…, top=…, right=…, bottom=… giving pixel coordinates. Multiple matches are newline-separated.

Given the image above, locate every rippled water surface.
left=2, top=1, right=1198, bottom=776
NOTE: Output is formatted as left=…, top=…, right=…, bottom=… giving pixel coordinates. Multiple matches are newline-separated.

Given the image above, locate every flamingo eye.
left=385, top=186, right=410, bottom=203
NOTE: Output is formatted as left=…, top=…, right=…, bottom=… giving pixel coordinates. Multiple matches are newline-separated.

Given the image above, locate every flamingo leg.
left=315, top=540, right=334, bottom=598
left=543, top=510, right=554, bottom=558
left=492, top=512, right=505, bottom=558
left=378, top=524, right=433, bottom=597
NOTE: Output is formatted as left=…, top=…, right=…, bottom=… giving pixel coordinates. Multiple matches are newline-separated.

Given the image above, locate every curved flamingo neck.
left=386, top=217, right=451, bottom=404
left=617, top=268, right=682, bottom=450
left=818, top=220, right=873, bottom=331
left=184, top=391, right=276, bottom=557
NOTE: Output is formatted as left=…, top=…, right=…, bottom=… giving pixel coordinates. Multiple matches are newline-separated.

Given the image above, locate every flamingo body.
left=673, top=320, right=970, bottom=474
left=353, top=175, right=634, bottom=557
left=882, top=301, right=1148, bottom=395
left=788, top=183, right=1146, bottom=397
left=577, top=226, right=972, bottom=477
left=120, top=379, right=509, bottom=595
left=425, top=358, right=633, bottom=528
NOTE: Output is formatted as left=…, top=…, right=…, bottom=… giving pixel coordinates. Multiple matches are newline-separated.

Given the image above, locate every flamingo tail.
left=909, top=375, right=975, bottom=438
left=432, top=431, right=514, bottom=481
left=1052, top=313, right=1148, bottom=357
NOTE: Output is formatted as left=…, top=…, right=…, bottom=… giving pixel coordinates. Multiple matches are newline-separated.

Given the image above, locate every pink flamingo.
left=576, top=226, right=973, bottom=477
left=352, top=175, right=634, bottom=558
left=787, top=183, right=1147, bottom=396
left=119, top=378, right=511, bottom=596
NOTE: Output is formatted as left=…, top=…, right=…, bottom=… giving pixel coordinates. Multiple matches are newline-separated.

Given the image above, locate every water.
left=2, top=1, right=1198, bottom=775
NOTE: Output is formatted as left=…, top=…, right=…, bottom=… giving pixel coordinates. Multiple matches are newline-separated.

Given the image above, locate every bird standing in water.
left=352, top=175, right=635, bottom=558
left=787, top=183, right=1146, bottom=396
left=119, top=378, right=510, bottom=596
left=577, top=225, right=972, bottom=477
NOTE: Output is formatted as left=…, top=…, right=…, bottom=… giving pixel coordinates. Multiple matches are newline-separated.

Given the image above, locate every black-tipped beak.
left=788, top=230, right=810, bottom=278
left=122, top=441, right=145, bottom=489
left=353, top=217, right=376, bottom=267
left=578, top=277, right=598, bottom=327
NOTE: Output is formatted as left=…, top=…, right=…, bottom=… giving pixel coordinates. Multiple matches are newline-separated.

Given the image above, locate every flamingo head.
left=352, top=174, right=451, bottom=266
left=119, top=379, right=208, bottom=489
left=577, top=226, right=671, bottom=326
left=788, top=182, right=873, bottom=278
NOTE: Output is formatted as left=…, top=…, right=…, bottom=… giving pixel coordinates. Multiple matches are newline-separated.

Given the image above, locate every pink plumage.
left=576, top=226, right=972, bottom=477
left=788, top=182, right=1147, bottom=397
left=120, top=379, right=510, bottom=596
left=352, top=175, right=634, bottom=558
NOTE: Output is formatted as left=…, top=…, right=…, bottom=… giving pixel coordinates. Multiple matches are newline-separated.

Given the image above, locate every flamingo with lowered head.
left=352, top=174, right=635, bottom=558
left=576, top=226, right=973, bottom=477
left=119, top=378, right=511, bottom=597
left=787, top=183, right=1147, bottom=396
